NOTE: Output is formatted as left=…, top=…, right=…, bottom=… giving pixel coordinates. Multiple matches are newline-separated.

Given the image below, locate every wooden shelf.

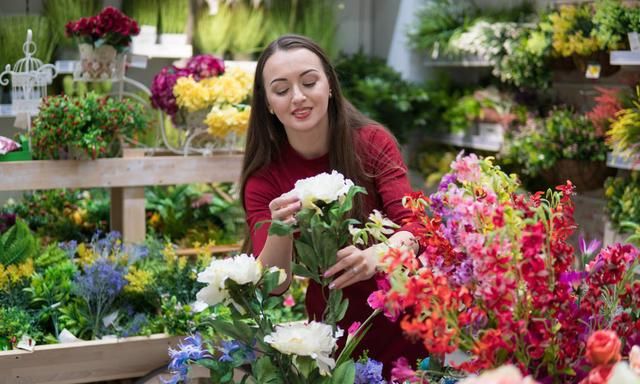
left=0, top=333, right=181, bottom=384
left=607, top=152, right=640, bottom=170
left=423, top=132, right=502, bottom=152
left=423, top=56, right=491, bottom=68
left=0, top=154, right=243, bottom=191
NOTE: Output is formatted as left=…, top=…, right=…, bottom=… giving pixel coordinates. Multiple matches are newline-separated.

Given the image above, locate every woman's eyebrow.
left=269, top=69, right=319, bottom=86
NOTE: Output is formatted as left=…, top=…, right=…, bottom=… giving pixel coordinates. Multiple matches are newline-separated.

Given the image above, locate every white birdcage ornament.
left=0, top=29, right=57, bottom=121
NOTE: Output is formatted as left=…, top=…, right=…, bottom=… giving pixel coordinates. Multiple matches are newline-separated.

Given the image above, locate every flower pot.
left=539, top=159, right=614, bottom=192
left=159, top=33, right=188, bottom=46
left=132, top=25, right=158, bottom=47
left=75, top=43, right=126, bottom=81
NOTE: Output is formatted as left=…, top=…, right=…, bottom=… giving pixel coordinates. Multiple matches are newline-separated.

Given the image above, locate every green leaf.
left=253, top=356, right=285, bottom=384
left=294, top=241, right=318, bottom=272
left=261, top=269, right=281, bottom=298
left=330, top=360, right=355, bottom=384
left=292, top=263, right=318, bottom=282
left=208, top=319, right=253, bottom=343
left=267, top=220, right=294, bottom=236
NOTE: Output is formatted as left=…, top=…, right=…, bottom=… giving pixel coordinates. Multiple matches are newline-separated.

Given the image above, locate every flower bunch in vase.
left=371, top=153, right=640, bottom=383
left=151, top=54, right=251, bottom=151
left=65, top=7, right=140, bottom=80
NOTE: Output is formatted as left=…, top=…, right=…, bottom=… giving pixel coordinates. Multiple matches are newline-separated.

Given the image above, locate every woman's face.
left=262, top=48, right=331, bottom=136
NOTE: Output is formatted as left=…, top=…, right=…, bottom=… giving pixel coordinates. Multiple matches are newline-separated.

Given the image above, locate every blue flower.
left=167, top=333, right=211, bottom=382
left=217, top=339, right=256, bottom=363
left=355, top=358, right=385, bottom=384
left=59, top=240, right=78, bottom=258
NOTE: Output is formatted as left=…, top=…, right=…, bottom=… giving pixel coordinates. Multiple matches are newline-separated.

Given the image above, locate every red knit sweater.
left=244, top=125, right=426, bottom=377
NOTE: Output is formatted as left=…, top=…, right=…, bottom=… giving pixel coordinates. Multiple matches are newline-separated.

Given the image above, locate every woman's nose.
left=291, top=85, right=306, bottom=103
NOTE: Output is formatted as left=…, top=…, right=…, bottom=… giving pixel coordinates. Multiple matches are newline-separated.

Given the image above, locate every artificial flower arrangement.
left=150, top=54, right=252, bottom=147
left=369, top=152, right=640, bottom=383
left=64, top=6, right=140, bottom=53
left=65, top=6, right=140, bottom=80
left=30, top=92, right=149, bottom=160
left=163, top=170, right=398, bottom=383
left=607, top=86, right=640, bottom=160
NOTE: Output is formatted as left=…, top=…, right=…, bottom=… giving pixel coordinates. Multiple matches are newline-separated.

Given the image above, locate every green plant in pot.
left=501, top=107, right=611, bottom=191
left=30, top=92, right=149, bottom=160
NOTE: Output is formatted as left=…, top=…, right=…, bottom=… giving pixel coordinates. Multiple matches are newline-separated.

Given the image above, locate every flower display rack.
left=0, top=334, right=181, bottom=384
left=0, top=151, right=243, bottom=243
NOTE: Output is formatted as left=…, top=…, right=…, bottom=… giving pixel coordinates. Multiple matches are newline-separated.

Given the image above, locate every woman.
left=240, top=34, right=425, bottom=377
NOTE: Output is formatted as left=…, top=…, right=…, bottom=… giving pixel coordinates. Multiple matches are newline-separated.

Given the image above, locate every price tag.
left=585, top=64, right=601, bottom=79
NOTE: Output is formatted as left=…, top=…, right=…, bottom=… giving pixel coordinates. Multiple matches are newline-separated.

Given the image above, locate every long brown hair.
left=240, top=34, right=378, bottom=252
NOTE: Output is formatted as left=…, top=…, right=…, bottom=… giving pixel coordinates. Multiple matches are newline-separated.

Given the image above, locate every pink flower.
left=348, top=321, right=361, bottom=336
left=283, top=294, right=295, bottom=308
left=186, top=55, right=225, bottom=81
left=450, top=152, right=481, bottom=183
left=586, top=330, right=622, bottom=366
left=390, top=357, right=421, bottom=383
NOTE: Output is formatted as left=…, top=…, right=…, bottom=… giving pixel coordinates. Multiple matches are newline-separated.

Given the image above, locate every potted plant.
left=122, top=0, right=159, bottom=47
left=30, top=92, right=149, bottom=160
left=501, top=107, right=611, bottom=191
left=608, top=86, right=640, bottom=160
left=65, top=6, right=140, bottom=80
left=159, top=0, right=188, bottom=46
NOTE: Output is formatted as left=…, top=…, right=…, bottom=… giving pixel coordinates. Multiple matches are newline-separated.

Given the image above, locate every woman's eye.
left=303, top=82, right=316, bottom=88
left=275, top=89, right=288, bottom=95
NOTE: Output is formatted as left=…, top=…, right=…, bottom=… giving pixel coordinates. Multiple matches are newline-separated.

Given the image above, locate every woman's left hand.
left=323, top=245, right=378, bottom=290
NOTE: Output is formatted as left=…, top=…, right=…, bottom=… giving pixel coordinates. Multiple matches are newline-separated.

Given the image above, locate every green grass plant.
left=43, top=0, right=101, bottom=47
left=229, top=2, right=267, bottom=56
left=122, top=0, right=159, bottom=28
left=0, top=16, right=56, bottom=68
left=294, top=0, right=339, bottom=59
left=159, top=0, right=188, bottom=33
left=195, top=2, right=233, bottom=55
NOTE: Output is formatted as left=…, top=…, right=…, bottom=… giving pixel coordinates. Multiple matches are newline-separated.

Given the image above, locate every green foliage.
left=4, top=189, right=109, bottom=243
left=295, top=0, right=339, bottom=59
left=43, top=0, right=101, bottom=47
left=159, top=0, right=188, bottom=33
left=501, top=108, right=607, bottom=177
left=0, top=219, right=37, bottom=266
left=25, top=260, right=77, bottom=338
left=444, top=94, right=483, bottom=134
left=335, top=52, right=436, bottom=142
left=195, top=2, right=233, bottom=55
left=0, top=307, right=42, bottom=350
left=31, top=92, right=150, bottom=160
left=593, top=0, right=636, bottom=51
left=407, top=0, right=478, bottom=55
left=605, top=173, right=640, bottom=232
left=62, top=75, right=112, bottom=97
left=122, top=0, right=159, bottom=27
left=229, top=3, right=267, bottom=56
left=0, top=15, right=56, bottom=69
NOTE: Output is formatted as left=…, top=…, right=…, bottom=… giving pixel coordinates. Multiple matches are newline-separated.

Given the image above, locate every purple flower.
left=74, top=259, right=127, bottom=336
left=355, top=358, right=385, bottom=384
left=217, top=339, right=256, bottom=363
left=438, top=173, right=457, bottom=192
left=453, top=258, right=474, bottom=285
left=167, top=334, right=211, bottom=382
left=150, top=65, right=193, bottom=118
left=186, top=54, right=225, bottom=80
left=58, top=240, right=78, bottom=258
left=122, top=313, right=147, bottom=337
left=578, top=234, right=601, bottom=256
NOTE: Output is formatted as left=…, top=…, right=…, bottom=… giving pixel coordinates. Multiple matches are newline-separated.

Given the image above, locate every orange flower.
left=586, top=330, right=622, bottom=366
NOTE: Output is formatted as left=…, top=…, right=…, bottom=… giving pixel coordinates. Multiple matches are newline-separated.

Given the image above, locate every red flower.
left=579, top=364, right=614, bottom=384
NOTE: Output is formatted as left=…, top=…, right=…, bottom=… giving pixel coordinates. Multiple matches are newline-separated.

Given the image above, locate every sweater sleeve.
left=361, top=127, right=422, bottom=240
left=244, top=172, right=278, bottom=256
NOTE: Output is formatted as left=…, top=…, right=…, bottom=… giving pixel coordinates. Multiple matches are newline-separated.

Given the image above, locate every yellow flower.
left=205, top=105, right=251, bottom=138
left=71, top=208, right=87, bottom=225
left=0, top=259, right=34, bottom=290
left=124, top=266, right=154, bottom=294
left=174, top=76, right=212, bottom=112
left=77, top=243, right=97, bottom=265
left=149, top=212, right=161, bottom=228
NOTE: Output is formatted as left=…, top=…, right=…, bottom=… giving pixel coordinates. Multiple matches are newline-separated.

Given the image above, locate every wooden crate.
left=0, top=334, right=182, bottom=384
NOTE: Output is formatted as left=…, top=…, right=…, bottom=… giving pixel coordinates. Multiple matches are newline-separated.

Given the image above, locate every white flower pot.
left=159, top=33, right=188, bottom=46
left=75, top=43, right=126, bottom=81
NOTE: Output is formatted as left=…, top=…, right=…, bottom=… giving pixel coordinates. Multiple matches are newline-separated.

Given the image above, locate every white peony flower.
left=264, top=321, right=340, bottom=376
left=458, top=364, right=538, bottom=384
left=609, top=362, right=640, bottom=384
left=195, top=254, right=262, bottom=307
left=287, top=170, right=354, bottom=210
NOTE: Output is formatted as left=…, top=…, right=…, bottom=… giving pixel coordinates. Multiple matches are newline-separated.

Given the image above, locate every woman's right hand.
left=268, top=194, right=302, bottom=225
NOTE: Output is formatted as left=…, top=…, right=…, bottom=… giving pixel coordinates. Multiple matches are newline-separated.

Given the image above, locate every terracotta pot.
left=539, top=159, right=614, bottom=192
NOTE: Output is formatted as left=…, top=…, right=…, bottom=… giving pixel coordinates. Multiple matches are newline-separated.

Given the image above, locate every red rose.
left=586, top=330, right=622, bottom=366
